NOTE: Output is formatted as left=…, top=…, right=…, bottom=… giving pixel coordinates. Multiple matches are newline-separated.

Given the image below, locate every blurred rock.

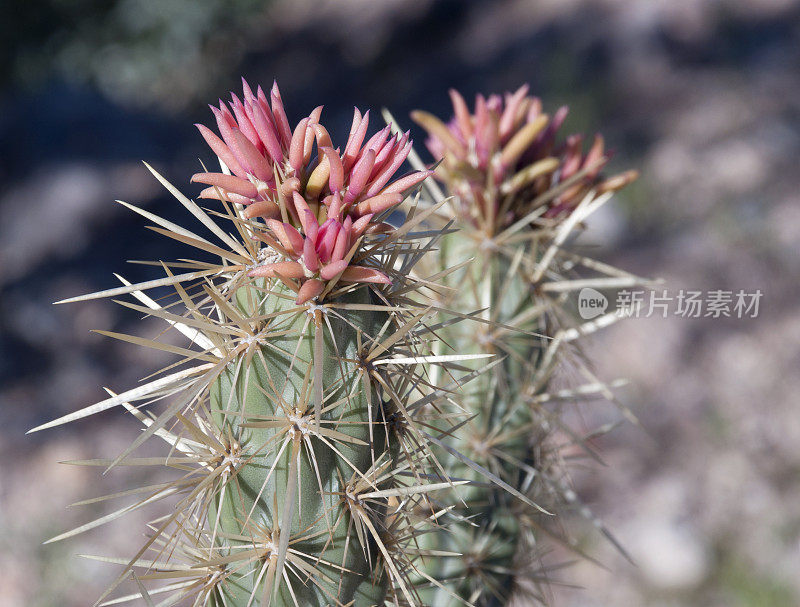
left=0, top=162, right=159, bottom=286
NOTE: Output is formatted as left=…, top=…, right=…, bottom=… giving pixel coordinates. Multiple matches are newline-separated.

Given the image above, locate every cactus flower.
left=192, top=79, right=431, bottom=230
left=413, top=85, right=637, bottom=233
left=250, top=209, right=391, bottom=304
left=191, top=79, right=433, bottom=304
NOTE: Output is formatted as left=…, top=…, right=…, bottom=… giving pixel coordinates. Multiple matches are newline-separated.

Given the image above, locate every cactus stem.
left=312, top=308, right=324, bottom=429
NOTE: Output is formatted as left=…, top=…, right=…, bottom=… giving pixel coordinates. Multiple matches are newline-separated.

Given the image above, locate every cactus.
left=401, top=86, right=641, bottom=605
left=32, top=80, right=643, bottom=607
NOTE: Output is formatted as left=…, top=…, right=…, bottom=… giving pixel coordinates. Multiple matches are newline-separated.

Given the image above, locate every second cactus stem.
left=411, top=85, right=639, bottom=605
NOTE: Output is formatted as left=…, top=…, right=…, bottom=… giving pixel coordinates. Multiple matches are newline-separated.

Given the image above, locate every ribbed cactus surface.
left=208, top=284, right=388, bottom=606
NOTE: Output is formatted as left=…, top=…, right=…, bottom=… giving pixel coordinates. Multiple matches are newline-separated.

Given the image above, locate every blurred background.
left=1, top=1, right=799, bottom=605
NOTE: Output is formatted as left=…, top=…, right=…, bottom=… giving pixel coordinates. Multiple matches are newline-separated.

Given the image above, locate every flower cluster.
left=413, top=85, right=637, bottom=233
left=250, top=210, right=390, bottom=304
left=193, top=79, right=430, bottom=303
